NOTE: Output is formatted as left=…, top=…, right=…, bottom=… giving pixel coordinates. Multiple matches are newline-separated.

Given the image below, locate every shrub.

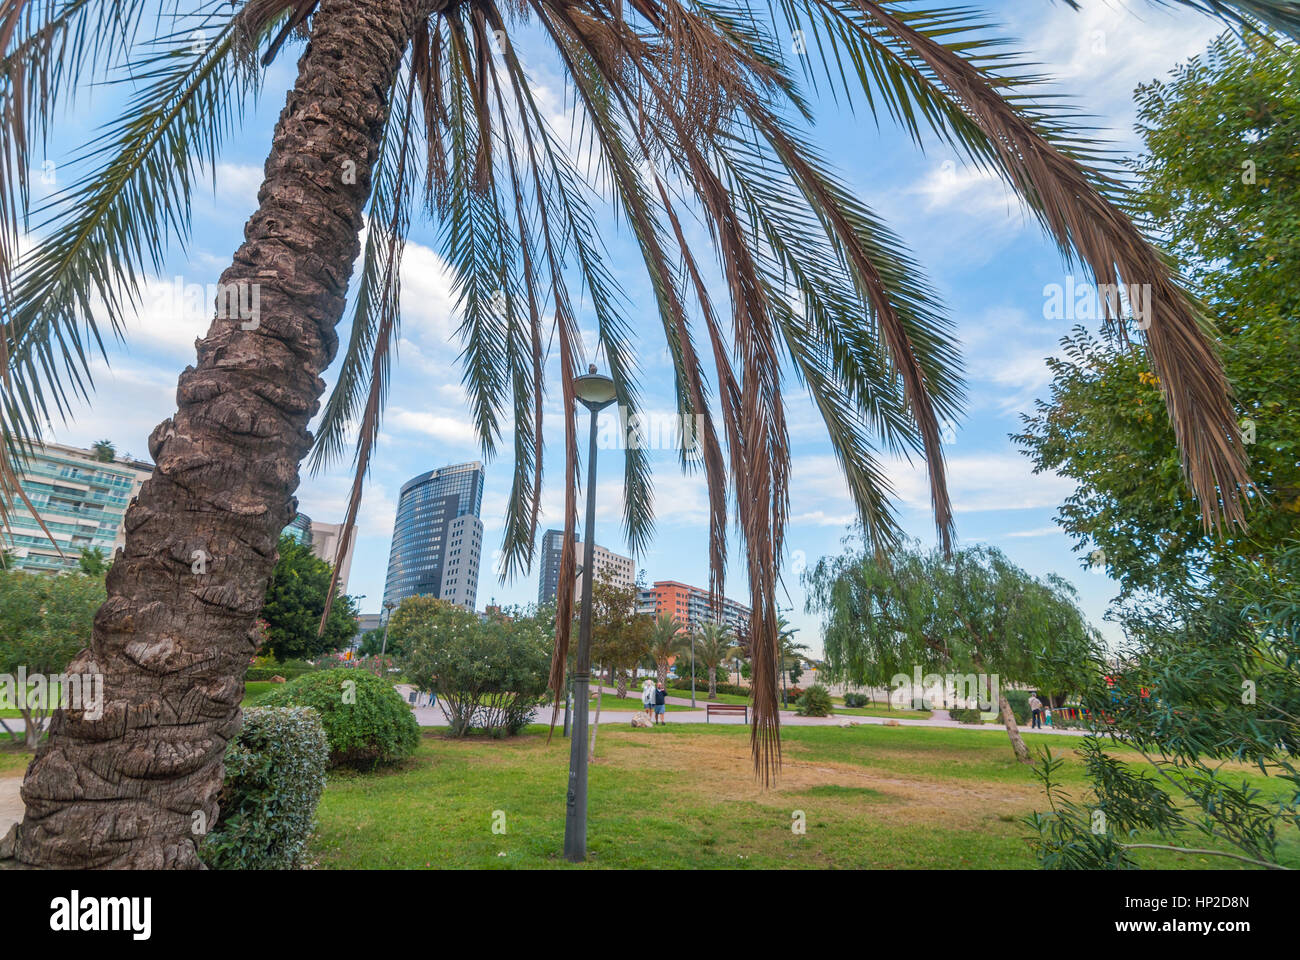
left=200, top=707, right=328, bottom=869
left=1002, top=690, right=1032, bottom=725
left=785, top=686, right=804, bottom=702
left=843, top=692, right=870, bottom=708
left=404, top=606, right=551, bottom=737
left=949, top=708, right=984, bottom=724
left=255, top=670, right=419, bottom=768
left=795, top=684, right=833, bottom=717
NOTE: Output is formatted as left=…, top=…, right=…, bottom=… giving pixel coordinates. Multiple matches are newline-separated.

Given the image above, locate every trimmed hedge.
left=843, top=692, right=871, bottom=708
left=246, top=658, right=318, bottom=682
left=949, top=708, right=984, bottom=724
left=255, top=670, right=420, bottom=768
left=200, top=707, right=328, bottom=870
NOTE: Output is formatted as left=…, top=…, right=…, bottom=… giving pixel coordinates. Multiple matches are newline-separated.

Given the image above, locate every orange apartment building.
left=636, top=580, right=751, bottom=639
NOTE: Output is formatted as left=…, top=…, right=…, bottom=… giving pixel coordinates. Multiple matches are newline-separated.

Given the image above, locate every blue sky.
left=30, top=0, right=1227, bottom=653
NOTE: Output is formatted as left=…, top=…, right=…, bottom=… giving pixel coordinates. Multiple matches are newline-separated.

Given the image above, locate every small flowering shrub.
left=404, top=605, right=551, bottom=737
left=795, top=684, right=833, bottom=717
left=256, top=670, right=419, bottom=768
left=200, top=707, right=328, bottom=870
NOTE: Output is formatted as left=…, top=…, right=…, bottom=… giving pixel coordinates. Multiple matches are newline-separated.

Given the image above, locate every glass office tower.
left=382, top=461, right=485, bottom=613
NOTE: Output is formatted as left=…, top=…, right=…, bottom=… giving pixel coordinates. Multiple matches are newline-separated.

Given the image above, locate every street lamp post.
left=563, top=365, right=617, bottom=863
left=379, top=600, right=397, bottom=674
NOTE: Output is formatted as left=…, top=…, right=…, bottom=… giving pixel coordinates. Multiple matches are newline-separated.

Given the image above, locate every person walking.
left=654, top=681, right=668, bottom=725
left=640, top=678, right=655, bottom=719
left=1029, top=693, right=1044, bottom=729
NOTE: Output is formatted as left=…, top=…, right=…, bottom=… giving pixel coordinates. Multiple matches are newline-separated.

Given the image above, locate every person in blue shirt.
left=654, top=682, right=667, bottom=725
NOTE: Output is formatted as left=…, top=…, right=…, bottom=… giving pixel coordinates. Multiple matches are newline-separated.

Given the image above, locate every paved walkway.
left=398, top=684, right=1093, bottom=736
left=0, top=776, right=22, bottom=841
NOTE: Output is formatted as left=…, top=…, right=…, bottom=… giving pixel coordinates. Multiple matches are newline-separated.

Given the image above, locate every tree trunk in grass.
left=589, top=665, right=610, bottom=762
left=999, top=693, right=1032, bottom=764
left=7, top=0, right=425, bottom=869
left=616, top=672, right=627, bottom=698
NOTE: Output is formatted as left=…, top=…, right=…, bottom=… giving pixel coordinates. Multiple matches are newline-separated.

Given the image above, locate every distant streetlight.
left=563, top=364, right=617, bottom=863
left=379, top=599, right=397, bottom=668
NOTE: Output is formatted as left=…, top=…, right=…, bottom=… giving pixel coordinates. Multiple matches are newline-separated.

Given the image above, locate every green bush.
left=1002, top=690, right=1031, bottom=725
left=843, top=692, right=870, bottom=708
left=795, top=684, right=833, bottom=717
left=200, top=707, right=329, bottom=869
left=255, top=670, right=420, bottom=768
left=949, top=708, right=984, bottom=724
left=403, top=605, right=551, bottom=737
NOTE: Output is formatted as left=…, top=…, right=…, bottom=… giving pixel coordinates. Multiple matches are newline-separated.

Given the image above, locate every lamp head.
left=573, top=367, right=617, bottom=408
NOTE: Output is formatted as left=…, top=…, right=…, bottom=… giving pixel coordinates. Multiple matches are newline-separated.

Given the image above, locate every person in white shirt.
left=1028, top=694, right=1044, bottom=729
left=640, top=678, right=656, bottom=719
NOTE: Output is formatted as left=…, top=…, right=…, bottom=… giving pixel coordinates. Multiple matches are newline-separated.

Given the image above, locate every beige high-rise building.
left=282, top=514, right=357, bottom=595
left=538, top=529, right=634, bottom=603
left=308, top=520, right=354, bottom=594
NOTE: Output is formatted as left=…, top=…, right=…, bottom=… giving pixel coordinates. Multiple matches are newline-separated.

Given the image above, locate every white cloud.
left=385, top=407, right=478, bottom=446
left=399, top=240, right=459, bottom=342
left=1010, top=0, right=1221, bottom=141
left=911, top=160, right=1022, bottom=219
left=211, top=163, right=262, bottom=212
left=1004, top=526, right=1063, bottom=539
left=788, top=449, right=1074, bottom=525
left=116, top=274, right=218, bottom=356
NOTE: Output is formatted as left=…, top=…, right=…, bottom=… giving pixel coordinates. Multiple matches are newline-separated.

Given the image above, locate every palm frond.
left=848, top=0, right=1251, bottom=530
left=314, top=64, right=420, bottom=633
left=1, top=2, right=284, bottom=530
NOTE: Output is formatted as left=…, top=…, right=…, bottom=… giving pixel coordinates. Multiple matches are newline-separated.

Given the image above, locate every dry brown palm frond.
left=854, top=0, right=1251, bottom=532
left=317, top=67, right=419, bottom=635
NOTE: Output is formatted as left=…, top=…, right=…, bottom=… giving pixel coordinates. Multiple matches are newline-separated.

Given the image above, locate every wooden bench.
left=706, top=703, right=749, bottom=723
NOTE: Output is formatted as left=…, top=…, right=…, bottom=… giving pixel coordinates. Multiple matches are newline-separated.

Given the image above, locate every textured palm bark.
left=8, top=0, right=425, bottom=869
left=998, top=693, right=1032, bottom=764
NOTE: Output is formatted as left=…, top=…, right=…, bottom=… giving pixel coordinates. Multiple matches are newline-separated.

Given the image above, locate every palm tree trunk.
left=998, top=693, right=1032, bottom=764
left=7, top=0, right=427, bottom=869
left=708, top=669, right=717, bottom=700
left=657, top=661, right=667, bottom=686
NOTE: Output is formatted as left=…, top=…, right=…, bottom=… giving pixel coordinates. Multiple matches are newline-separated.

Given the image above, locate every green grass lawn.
left=0, top=741, right=32, bottom=776
left=831, top=705, right=933, bottom=719
left=829, top=695, right=931, bottom=720
left=308, top=722, right=1300, bottom=869
left=242, top=681, right=280, bottom=706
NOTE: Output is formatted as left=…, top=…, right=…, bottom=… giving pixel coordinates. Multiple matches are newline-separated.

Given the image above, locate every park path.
left=0, top=776, right=22, bottom=841
left=397, top=683, right=1093, bottom=735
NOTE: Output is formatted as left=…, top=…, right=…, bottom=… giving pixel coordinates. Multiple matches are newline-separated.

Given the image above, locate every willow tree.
left=0, top=0, right=1287, bottom=868
left=806, top=542, right=1102, bottom=762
